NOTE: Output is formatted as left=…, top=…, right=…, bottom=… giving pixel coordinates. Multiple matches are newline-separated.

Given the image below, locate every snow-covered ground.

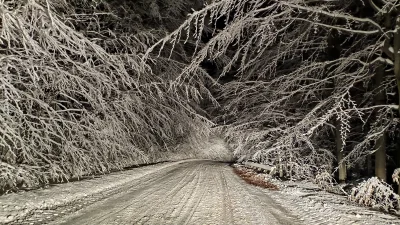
left=0, top=160, right=399, bottom=225
left=234, top=164, right=400, bottom=225
left=0, top=160, right=189, bottom=224
left=268, top=178, right=400, bottom=225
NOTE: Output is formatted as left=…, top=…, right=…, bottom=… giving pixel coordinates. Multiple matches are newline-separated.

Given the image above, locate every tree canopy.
left=148, top=0, right=400, bottom=183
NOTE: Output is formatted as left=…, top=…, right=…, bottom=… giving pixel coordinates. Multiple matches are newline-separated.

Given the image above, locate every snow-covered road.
left=50, top=160, right=299, bottom=225
left=3, top=160, right=400, bottom=225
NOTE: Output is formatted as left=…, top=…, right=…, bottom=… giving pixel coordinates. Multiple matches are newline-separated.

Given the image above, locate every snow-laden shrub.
left=349, top=177, right=399, bottom=212
left=0, top=162, right=40, bottom=193
left=392, top=168, right=400, bottom=185
left=315, top=171, right=336, bottom=191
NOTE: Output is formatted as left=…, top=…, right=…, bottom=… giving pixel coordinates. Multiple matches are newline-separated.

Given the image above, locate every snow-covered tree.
left=147, top=0, right=400, bottom=181
left=0, top=0, right=214, bottom=191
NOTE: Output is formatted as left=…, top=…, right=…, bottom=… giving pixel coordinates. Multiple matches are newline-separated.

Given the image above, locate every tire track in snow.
left=96, top=165, right=189, bottom=224
left=103, top=162, right=198, bottom=225
left=165, top=168, right=201, bottom=224
left=175, top=163, right=207, bottom=225
left=52, top=162, right=193, bottom=225
left=134, top=163, right=200, bottom=224
left=220, top=167, right=234, bottom=225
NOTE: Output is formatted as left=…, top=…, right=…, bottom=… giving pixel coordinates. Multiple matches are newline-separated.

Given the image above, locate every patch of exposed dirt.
left=233, top=167, right=279, bottom=190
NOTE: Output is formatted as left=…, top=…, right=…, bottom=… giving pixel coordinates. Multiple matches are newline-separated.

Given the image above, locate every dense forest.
left=0, top=0, right=218, bottom=191
left=1, top=0, right=400, bottom=211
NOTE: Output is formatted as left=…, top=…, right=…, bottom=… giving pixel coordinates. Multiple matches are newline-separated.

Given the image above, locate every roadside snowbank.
left=233, top=164, right=400, bottom=225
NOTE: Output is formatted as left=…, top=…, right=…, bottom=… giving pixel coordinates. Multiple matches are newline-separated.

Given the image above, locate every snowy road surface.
left=50, top=160, right=300, bottom=225
left=4, top=160, right=400, bottom=225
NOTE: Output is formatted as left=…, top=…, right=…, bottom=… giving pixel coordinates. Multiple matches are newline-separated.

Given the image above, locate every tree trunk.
left=374, top=63, right=387, bottom=181
left=367, top=155, right=373, bottom=176
left=394, top=18, right=400, bottom=108
left=393, top=15, right=400, bottom=192
left=326, top=30, right=346, bottom=182
left=375, top=134, right=386, bottom=181
left=335, top=118, right=346, bottom=183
